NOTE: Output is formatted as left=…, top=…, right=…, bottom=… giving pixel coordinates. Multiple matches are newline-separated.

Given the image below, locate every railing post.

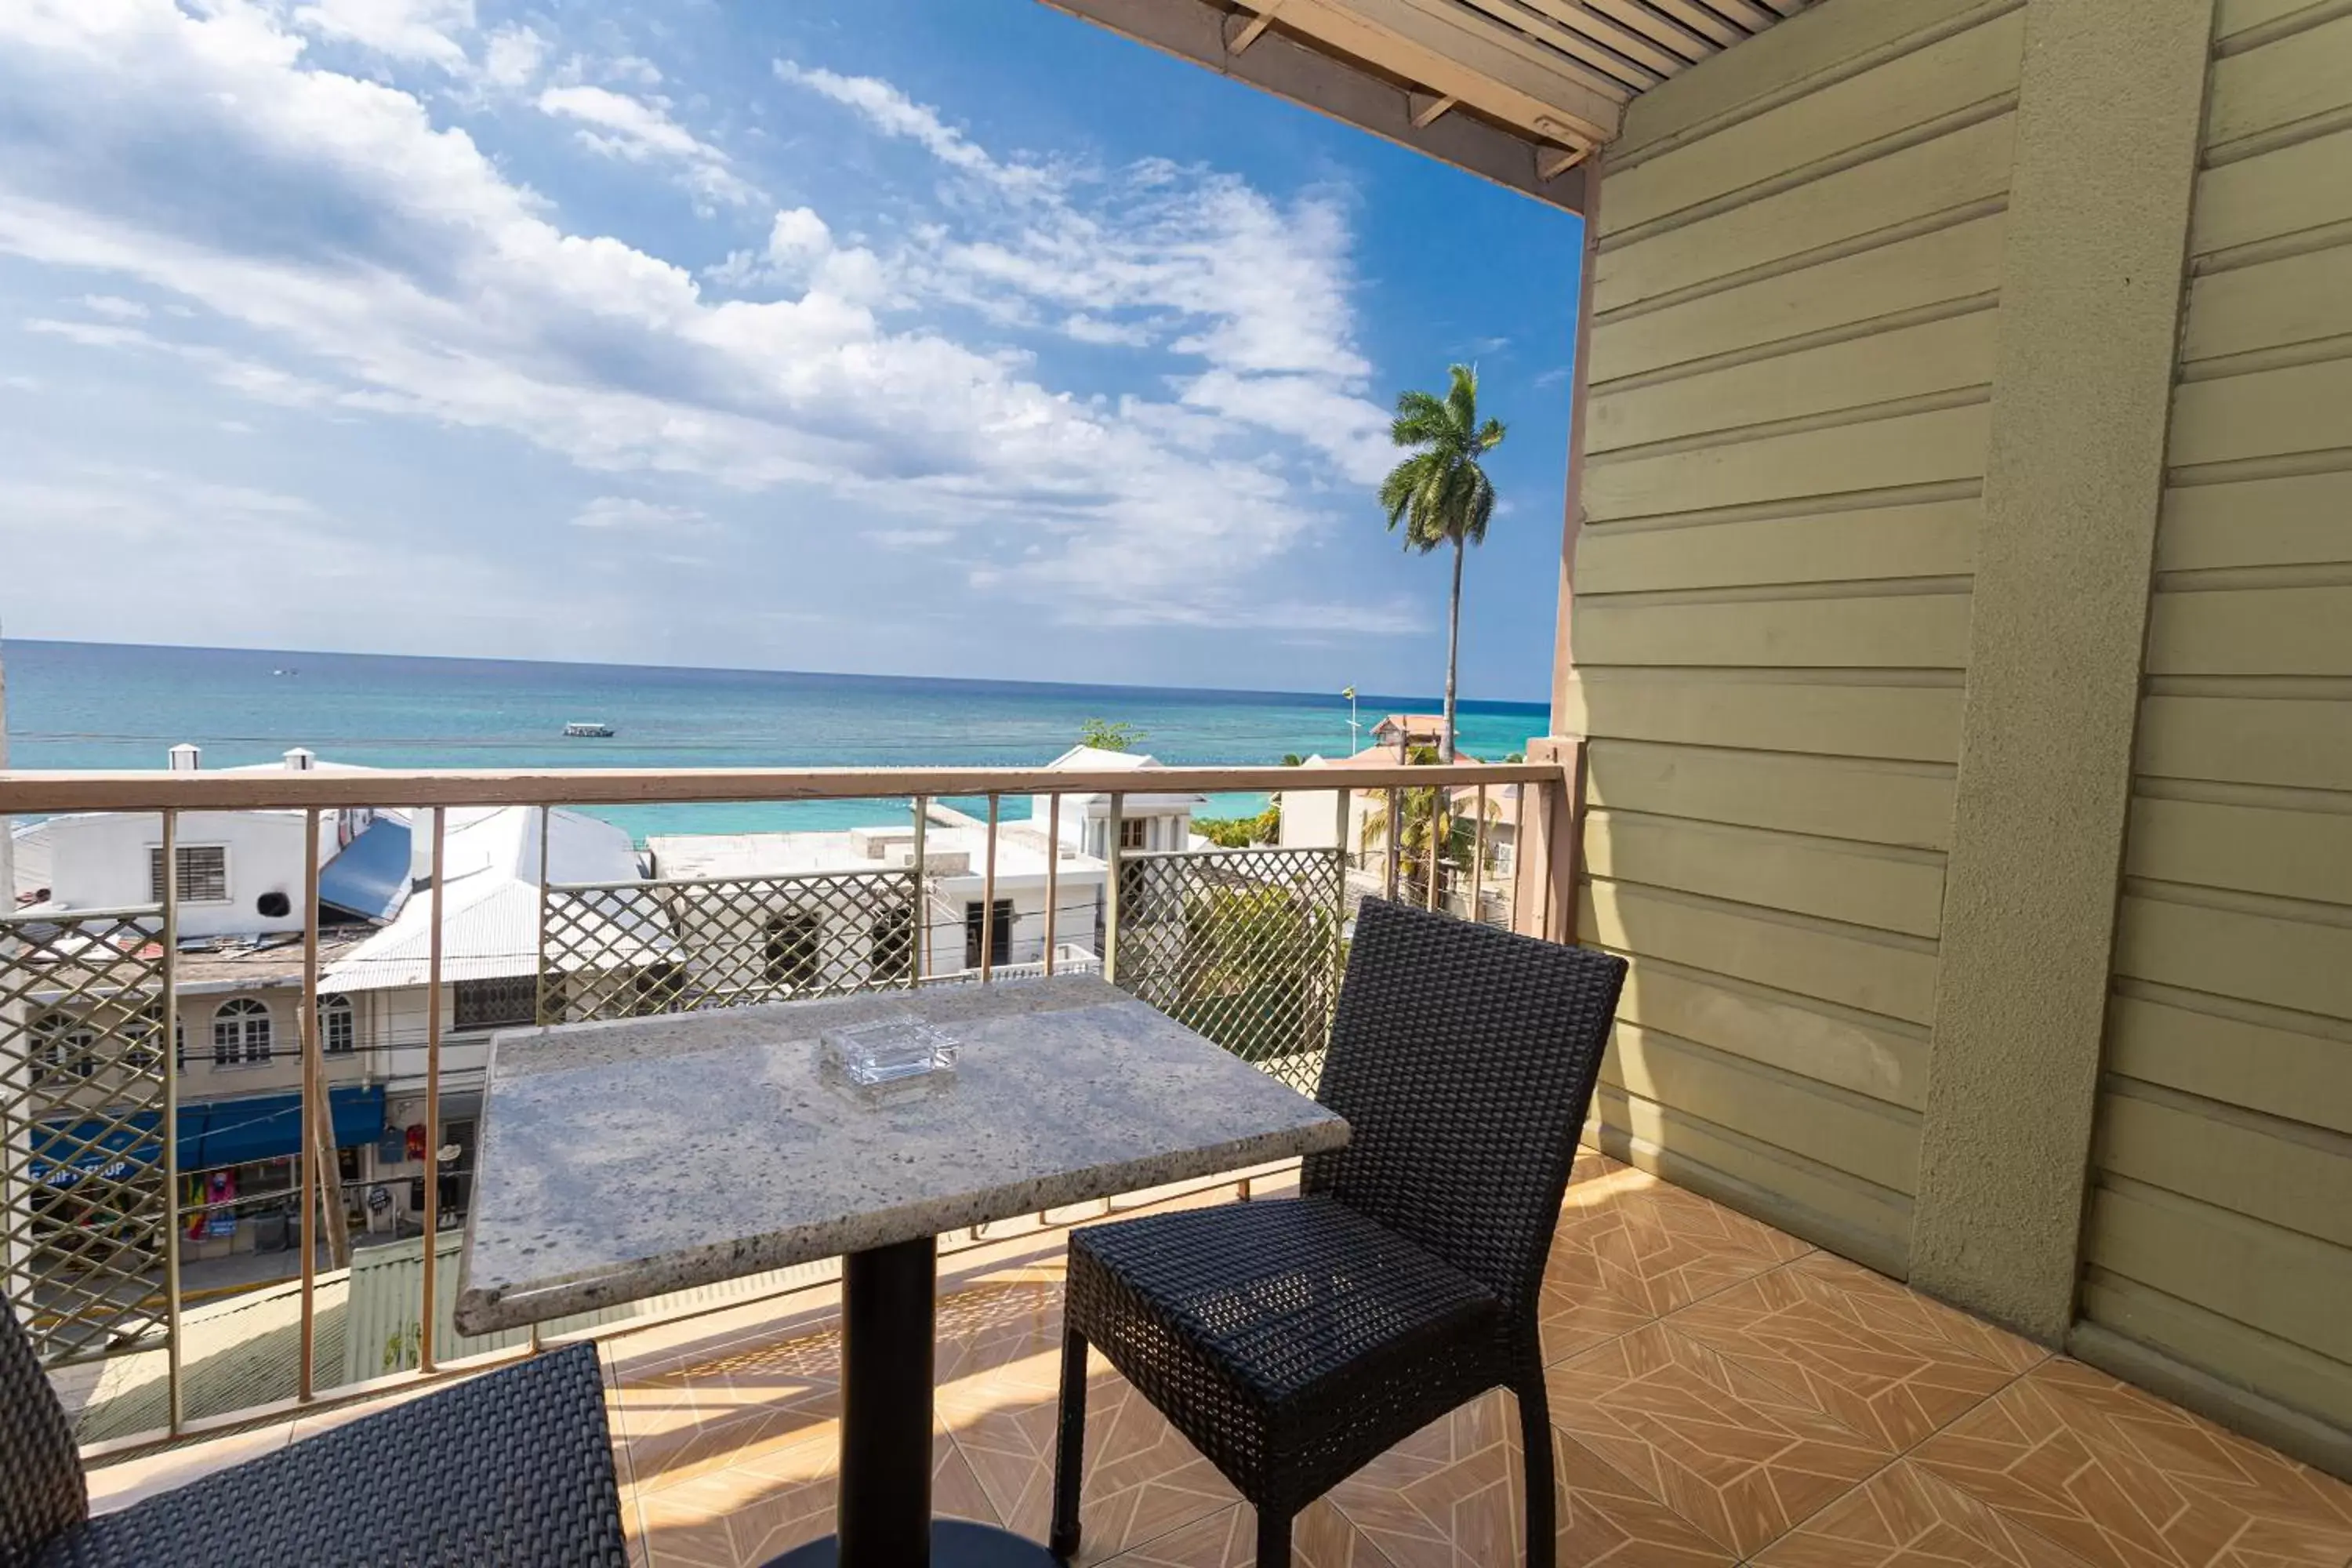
left=420, top=806, right=445, bottom=1374
left=1513, top=738, right=1586, bottom=943
left=1043, top=793, right=1060, bottom=977
left=1426, top=785, right=1443, bottom=913
left=298, top=807, right=320, bottom=1400
left=910, top=797, right=928, bottom=986
left=980, top=794, right=1000, bottom=984
left=1104, top=792, right=1123, bottom=987
left=1473, top=784, right=1489, bottom=927
left=1384, top=787, right=1402, bottom=904
left=160, top=809, right=183, bottom=1435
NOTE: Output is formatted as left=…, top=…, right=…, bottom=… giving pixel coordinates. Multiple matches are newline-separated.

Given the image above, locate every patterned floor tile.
left=1663, top=1252, right=2043, bottom=1452
left=1328, top=1388, right=1527, bottom=1566
left=1751, top=1461, right=2097, bottom=1567
left=1911, top=1360, right=2352, bottom=1568
left=1550, top=1434, right=1737, bottom=1568
left=1541, top=1159, right=1813, bottom=1363
left=1098, top=1498, right=1377, bottom=1566
left=1545, top=1319, right=1889, bottom=1557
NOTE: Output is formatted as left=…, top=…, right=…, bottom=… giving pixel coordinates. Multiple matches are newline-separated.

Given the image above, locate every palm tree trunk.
left=1442, top=533, right=1465, bottom=764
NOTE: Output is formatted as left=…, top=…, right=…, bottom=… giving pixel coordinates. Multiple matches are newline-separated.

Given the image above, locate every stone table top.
left=453, top=975, right=1348, bottom=1334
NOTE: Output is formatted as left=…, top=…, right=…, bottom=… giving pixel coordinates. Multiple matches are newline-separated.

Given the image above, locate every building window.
left=321, top=993, right=355, bottom=1054
left=1118, top=818, right=1149, bottom=851
left=212, top=997, right=272, bottom=1065
left=149, top=844, right=229, bottom=904
left=452, top=976, right=537, bottom=1031
left=764, top=913, right=822, bottom=990
left=31, top=1012, right=97, bottom=1082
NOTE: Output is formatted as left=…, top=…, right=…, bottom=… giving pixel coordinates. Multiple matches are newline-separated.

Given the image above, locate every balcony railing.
left=0, top=753, right=1579, bottom=1460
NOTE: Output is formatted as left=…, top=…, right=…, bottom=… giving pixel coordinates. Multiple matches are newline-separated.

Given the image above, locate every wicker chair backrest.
left=0, top=1294, right=88, bottom=1565
left=1302, top=898, right=1625, bottom=1316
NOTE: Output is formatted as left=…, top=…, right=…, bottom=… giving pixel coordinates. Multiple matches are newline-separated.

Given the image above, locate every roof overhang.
left=1036, top=0, right=1809, bottom=215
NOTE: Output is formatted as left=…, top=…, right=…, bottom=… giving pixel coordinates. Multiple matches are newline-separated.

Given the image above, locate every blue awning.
left=318, top=815, right=412, bottom=924
left=31, top=1086, right=387, bottom=1186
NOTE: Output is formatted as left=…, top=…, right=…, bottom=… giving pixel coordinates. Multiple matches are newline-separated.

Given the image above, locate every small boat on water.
left=562, top=720, right=616, bottom=738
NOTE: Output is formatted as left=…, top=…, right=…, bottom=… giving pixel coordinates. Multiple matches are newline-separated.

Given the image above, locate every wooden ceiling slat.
left=1445, top=0, right=1667, bottom=91
left=1501, top=0, right=1702, bottom=78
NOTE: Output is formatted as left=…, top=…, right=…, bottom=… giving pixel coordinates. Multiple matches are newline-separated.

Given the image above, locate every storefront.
left=28, top=1084, right=387, bottom=1260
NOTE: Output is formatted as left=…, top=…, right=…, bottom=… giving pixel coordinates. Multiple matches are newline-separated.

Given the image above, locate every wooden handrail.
left=0, top=760, right=1560, bottom=814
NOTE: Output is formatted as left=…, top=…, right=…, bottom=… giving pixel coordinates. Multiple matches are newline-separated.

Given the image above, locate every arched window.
left=31, top=1012, right=96, bottom=1082
left=212, top=998, right=272, bottom=1065
left=321, top=994, right=355, bottom=1055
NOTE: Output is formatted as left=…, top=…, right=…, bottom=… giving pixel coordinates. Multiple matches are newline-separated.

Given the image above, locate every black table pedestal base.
left=770, top=1519, right=1058, bottom=1566
left=756, top=1236, right=1059, bottom=1567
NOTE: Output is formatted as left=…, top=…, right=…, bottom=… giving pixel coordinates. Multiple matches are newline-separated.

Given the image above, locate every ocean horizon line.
left=1, top=637, right=1550, bottom=715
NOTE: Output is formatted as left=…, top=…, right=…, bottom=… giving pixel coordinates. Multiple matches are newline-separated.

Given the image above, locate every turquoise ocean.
left=1, top=641, right=1552, bottom=841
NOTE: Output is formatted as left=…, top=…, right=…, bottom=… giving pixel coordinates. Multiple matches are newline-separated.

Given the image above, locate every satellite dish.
left=436, top=1144, right=461, bottom=1163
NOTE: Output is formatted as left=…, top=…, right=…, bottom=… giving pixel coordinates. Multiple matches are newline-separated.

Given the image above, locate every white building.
left=648, top=808, right=1103, bottom=985
left=1031, top=745, right=1206, bottom=858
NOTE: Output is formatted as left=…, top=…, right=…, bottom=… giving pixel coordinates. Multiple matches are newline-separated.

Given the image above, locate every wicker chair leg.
left=1516, top=1368, right=1558, bottom=1568
left=1255, top=1503, right=1293, bottom=1568
left=1050, top=1327, right=1087, bottom=1560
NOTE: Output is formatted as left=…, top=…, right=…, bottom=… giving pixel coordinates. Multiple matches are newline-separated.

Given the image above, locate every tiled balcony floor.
left=589, top=1156, right=2352, bottom=1568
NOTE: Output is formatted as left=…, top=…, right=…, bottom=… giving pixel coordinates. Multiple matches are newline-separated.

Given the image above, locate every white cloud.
left=535, top=85, right=760, bottom=208
left=774, top=60, right=1052, bottom=194
left=570, top=495, right=710, bottom=532
left=0, top=4, right=1396, bottom=630
left=294, top=0, right=475, bottom=70
left=82, top=293, right=148, bottom=320
left=479, top=24, right=546, bottom=89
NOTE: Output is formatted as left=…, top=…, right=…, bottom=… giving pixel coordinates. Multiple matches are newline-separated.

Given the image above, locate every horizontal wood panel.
left=2215, top=0, right=2339, bottom=41
left=2169, top=356, right=2352, bottom=469
left=2181, top=243, right=2352, bottom=363
left=2105, top=993, right=2352, bottom=1136
left=2096, top=1091, right=2352, bottom=1247
left=2158, top=470, right=2352, bottom=571
left=1591, top=215, right=2006, bottom=383
left=1606, top=1022, right=1922, bottom=1192
left=2206, top=13, right=2352, bottom=152
left=1588, top=312, right=1998, bottom=455
left=1574, top=592, right=1974, bottom=670
left=1602, top=11, right=2024, bottom=236
left=1582, top=878, right=1942, bottom=1024
left=1578, top=500, right=1980, bottom=596
left=2147, top=586, right=2352, bottom=676
left=2084, top=1182, right=2352, bottom=1363
left=1586, top=808, right=1947, bottom=937
left=1585, top=403, right=1991, bottom=521
left=2126, top=794, right=2352, bottom=906
left=1593, top=1083, right=1915, bottom=1264
left=1561, top=674, right=1965, bottom=763
left=2114, top=894, right=2352, bottom=1022
left=2135, top=695, right=2352, bottom=791
left=2079, top=1270, right=2352, bottom=1432
left=1596, top=115, right=2016, bottom=314
left=1584, top=738, right=1956, bottom=848
left=1617, top=955, right=1929, bottom=1110
left=2190, top=125, right=2352, bottom=258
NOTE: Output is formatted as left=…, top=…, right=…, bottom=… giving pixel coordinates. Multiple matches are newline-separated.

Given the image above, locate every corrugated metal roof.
left=71, top=1270, right=350, bottom=1443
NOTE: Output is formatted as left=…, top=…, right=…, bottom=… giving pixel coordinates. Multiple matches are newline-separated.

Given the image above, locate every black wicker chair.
left=0, top=1294, right=630, bottom=1568
left=1051, top=898, right=1626, bottom=1567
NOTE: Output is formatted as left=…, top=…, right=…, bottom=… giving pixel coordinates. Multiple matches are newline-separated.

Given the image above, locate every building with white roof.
left=1029, top=745, right=1207, bottom=858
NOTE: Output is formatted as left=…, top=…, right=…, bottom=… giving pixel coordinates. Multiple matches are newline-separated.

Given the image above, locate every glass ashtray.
left=821, top=1015, right=960, bottom=1087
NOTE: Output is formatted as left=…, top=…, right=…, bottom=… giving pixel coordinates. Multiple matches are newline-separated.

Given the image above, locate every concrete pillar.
left=1907, top=0, right=2215, bottom=1341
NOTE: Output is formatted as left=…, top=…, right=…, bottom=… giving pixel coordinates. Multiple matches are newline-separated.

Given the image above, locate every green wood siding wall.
left=2080, top=0, right=2352, bottom=1442
left=1569, top=0, right=2027, bottom=1275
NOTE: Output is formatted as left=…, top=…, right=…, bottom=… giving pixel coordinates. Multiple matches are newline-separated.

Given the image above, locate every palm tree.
left=1378, top=364, right=1505, bottom=763
left=1359, top=746, right=1501, bottom=897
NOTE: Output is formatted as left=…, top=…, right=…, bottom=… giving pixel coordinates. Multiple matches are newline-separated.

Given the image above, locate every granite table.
left=454, top=974, right=1350, bottom=1568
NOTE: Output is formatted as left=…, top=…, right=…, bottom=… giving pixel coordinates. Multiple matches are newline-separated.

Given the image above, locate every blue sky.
left=0, top=0, right=1582, bottom=699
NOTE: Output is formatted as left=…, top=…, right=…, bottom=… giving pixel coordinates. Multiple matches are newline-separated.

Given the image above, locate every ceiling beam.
left=1410, top=90, right=1458, bottom=126
left=1037, top=0, right=1593, bottom=214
